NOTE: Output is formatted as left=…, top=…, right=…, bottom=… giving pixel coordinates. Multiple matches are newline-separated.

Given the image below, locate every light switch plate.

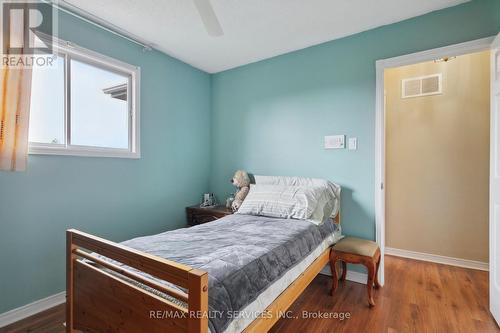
left=324, top=135, right=345, bottom=149
left=348, top=137, right=357, bottom=150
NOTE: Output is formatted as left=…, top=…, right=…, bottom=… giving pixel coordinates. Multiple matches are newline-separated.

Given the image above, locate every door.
left=490, top=32, right=500, bottom=324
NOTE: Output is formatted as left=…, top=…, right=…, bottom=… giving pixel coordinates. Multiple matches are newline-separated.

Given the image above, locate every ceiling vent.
left=401, top=73, right=442, bottom=98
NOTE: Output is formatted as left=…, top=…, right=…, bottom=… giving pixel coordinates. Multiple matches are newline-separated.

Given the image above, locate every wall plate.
left=324, top=135, right=345, bottom=149
left=348, top=137, right=357, bottom=150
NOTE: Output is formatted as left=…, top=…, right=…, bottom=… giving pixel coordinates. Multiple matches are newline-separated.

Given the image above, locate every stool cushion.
left=333, top=237, right=379, bottom=257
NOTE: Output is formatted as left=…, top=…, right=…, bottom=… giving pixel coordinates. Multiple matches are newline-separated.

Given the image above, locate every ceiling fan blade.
left=193, top=0, right=224, bottom=37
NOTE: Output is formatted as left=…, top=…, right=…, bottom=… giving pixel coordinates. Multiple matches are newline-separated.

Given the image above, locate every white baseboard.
left=345, top=270, right=368, bottom=284
left=0, top=291, right=66, bottom=328
left=385, top=247, right=489, bottom=271
left=319, top=265, right=368, bottom=284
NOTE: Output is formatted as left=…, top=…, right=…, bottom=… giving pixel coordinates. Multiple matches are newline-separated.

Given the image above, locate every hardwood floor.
left=271, top=255, right=498, bottom=333
left=1, top=255, right=498, bottom=333
left=0, top=304, right=65, bottom=333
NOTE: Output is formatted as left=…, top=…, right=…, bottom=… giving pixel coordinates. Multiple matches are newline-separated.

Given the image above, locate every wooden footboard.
left=66, top=229, right=208, bottom=333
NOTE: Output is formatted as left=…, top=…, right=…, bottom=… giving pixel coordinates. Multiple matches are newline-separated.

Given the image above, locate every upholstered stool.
left=329, top=237, right=381, bottom=306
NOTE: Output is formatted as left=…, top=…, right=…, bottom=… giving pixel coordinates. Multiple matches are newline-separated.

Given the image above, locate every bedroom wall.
left=385, top=51, right=490, bottom=262
left=1, top=0, right=499, bottom=317
left=210, top=0, right=500, bottom=242
left=0, top=11, right=211, bottom=313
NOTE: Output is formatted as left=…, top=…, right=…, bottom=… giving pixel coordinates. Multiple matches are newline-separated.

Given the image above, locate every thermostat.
left=324, top=135, right=345, bottom=149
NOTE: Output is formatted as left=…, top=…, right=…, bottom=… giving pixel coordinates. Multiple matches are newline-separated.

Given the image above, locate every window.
left=29, top=37, right=140, bottom=158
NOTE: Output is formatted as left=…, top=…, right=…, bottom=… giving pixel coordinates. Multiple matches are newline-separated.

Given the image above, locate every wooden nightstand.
left=186, top=205, right=233, bottom=227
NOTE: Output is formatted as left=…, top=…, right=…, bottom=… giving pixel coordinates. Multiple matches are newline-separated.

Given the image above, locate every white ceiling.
left=63, top=0, right=469, bottom=73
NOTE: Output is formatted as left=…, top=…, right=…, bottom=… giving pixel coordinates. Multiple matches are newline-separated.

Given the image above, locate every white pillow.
left=236, top=184, right=330, bottom=224
left=253, top=175, right=341, bottom=218
left=236, top=184, right=317, bottom=220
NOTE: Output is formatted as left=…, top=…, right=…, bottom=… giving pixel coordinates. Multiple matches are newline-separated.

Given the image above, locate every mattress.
left=104, top=214, right=342, bottom=333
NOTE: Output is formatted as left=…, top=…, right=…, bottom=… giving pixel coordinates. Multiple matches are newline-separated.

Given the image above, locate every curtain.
left=0, top=61, right=33, bottom=171
left=0, top=15, right=33, bottom=171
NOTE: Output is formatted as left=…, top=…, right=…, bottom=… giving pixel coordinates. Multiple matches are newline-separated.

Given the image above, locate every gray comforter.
left=119, top=214, right=338, bottom=333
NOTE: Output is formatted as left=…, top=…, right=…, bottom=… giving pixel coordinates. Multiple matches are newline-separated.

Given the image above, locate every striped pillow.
left=236, top=184, right=323, bottom=222
left=253, top=175, right=341, bottom=218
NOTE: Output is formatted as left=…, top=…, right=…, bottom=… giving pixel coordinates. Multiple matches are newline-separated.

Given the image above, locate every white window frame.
left=29, top=35, right=141, bottom=159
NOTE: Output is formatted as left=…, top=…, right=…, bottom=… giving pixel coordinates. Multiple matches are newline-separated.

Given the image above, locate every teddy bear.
left=230, top=170, right=250, bottom=212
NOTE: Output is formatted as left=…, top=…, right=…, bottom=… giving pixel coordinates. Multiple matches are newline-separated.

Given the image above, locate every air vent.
left=402, top=73, right=442, bottom=98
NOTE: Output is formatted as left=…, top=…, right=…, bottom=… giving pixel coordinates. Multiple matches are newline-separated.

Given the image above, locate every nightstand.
left=186, top=205, right=233, bottom=227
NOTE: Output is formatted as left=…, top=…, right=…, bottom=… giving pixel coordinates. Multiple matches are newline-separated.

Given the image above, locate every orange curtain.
left=0, top=62, right=33, bottom=171
left=0, top=5, right=33, bottom=172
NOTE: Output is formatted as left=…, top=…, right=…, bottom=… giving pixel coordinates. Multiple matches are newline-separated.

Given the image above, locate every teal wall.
left=210, top=0, right=500, bottom=241
left=0, top=11, right=211, bottom=312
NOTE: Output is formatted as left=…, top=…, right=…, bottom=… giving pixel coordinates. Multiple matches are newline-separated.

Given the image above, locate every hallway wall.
left=385, top=50, right=490, bottom=262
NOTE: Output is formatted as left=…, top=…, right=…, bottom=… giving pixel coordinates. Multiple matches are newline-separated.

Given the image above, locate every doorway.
left=374, top=37, right=495, bottom=286
left=384, top=51, right=490, bottom=269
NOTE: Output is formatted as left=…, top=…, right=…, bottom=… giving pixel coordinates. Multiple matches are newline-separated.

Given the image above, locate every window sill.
left=29, top=145, right=140, bottom=159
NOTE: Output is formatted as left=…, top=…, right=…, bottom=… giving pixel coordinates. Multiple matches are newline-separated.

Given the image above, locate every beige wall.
left=385, top=51, right=490, bottom=262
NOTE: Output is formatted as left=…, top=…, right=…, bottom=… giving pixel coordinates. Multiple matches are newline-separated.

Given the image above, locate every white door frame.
left=374, top=36, right=494, bottom=285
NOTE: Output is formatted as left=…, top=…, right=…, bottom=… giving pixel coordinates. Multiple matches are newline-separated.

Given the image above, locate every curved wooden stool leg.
left=341, top=261, right=347, bottom=283
left=330, top=254, right=339, bottom=295
left=374, top=249, right=381, bottom=289
left=366, top=261, right=376, bottom=307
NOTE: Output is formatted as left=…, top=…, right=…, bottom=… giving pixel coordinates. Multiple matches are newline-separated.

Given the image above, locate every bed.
left=66, top=178, right=341, bottom=333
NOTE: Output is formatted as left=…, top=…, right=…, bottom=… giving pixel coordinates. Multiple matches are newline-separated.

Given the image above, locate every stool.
left=329, top=237, right=381, bottom=306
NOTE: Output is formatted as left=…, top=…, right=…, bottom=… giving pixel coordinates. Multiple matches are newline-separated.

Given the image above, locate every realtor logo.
left=1, top=0, right=57, bottom=68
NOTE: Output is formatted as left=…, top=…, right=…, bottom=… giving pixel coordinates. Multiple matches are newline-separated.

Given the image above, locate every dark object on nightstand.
left=186, top=205, right=233, bottom=226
